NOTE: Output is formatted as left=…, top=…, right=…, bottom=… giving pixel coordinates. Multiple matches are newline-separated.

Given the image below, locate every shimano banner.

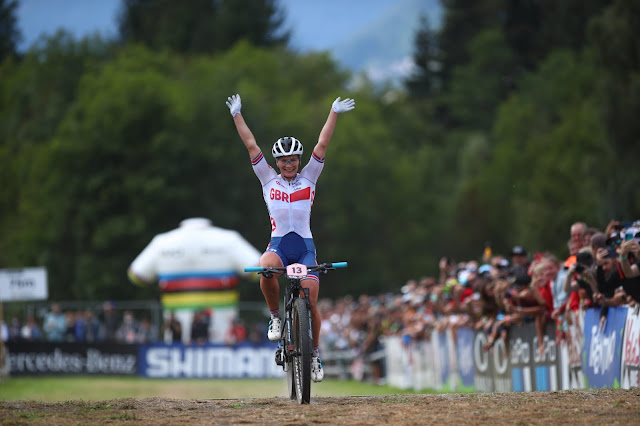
left=138, top=343, right=285, bottom=378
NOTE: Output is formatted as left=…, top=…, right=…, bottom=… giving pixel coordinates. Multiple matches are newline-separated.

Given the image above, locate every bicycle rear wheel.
left=292, top=297, right=312, bottom=404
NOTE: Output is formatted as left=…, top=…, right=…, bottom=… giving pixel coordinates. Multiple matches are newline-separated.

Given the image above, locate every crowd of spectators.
left=316, top=219, right=640, bottom=382
left=3, top=218, right=639, bottom=383
left=1, top=301, right=159, bottom=345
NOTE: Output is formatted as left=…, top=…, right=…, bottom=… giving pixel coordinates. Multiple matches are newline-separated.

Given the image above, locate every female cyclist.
left=226, top=93, right=355, bottom=382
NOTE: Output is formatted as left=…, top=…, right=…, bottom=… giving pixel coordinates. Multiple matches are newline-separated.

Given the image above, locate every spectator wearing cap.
left=510, top=246, right=530, bottom=270
left=491, top=256, right=510, bottom=279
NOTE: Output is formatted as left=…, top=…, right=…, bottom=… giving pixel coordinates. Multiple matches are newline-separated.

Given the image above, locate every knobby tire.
left=292, top=297, right=311, bottom=404
left=285, top=297, right=296, bottom=400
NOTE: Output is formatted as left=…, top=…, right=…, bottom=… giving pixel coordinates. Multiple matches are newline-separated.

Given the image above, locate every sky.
left=15, top=0, right=439, bottom=84
left=16, top=0, right=396, bottom=54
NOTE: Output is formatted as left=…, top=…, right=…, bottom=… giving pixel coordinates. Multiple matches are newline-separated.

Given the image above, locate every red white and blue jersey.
left=251, top=151, right=324, bottom=238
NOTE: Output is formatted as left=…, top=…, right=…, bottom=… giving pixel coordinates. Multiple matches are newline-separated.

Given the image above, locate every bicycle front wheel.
left=285, top=297, right=296, bottom=400
left=292, top=297, right=312, bottom=404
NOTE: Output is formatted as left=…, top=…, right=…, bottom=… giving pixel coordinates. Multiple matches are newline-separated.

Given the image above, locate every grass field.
left=0, top=376, right=425, bottom=402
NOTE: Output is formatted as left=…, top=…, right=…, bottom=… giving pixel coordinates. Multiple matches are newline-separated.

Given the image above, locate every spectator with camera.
left=618, top=228, right=640, bottom=304
left=595, top=244, right=627, bottom=306
left=558, top=249, right=597, bottom=318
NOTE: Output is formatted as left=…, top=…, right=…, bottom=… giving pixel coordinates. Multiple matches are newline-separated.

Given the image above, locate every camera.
left=574, top=251, right=594, bottom=274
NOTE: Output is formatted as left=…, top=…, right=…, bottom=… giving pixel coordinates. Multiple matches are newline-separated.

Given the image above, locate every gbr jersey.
left=251, top=151, right=324, bottom=238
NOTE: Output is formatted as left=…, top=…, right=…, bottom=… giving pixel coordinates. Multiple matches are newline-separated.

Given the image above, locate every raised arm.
left=313, top=97, right=355, bottom=159
left=226, top=94, right=261, bottom=159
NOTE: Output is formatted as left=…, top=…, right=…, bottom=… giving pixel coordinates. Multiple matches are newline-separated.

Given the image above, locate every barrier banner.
left=473, top=330, right=494, bottom=392
left=456, top=327, right=475, bottom=389
left=412, top=340, right=435, bottom=391
left=6, top=341, right=138, bottom=375
left=435, top=330, right=450, bottom=390
left=509, top=321, right=559, bottom=392
left=382, top=336, right=412, bottom=389
left=138, top=342, right=284, bottom=378
left=564, top=308, right=586, bottom=389
left=582, top=307, right=626, bottom=388
left=492, top=328, right=511, bottom=392
left=621, top=307, right=640, bottom=389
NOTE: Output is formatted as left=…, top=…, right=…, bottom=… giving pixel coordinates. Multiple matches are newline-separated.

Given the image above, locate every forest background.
left=1, top=0, right=638, bottom=303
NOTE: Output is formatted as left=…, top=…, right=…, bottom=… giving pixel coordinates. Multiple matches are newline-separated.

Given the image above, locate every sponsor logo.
left=510, top=337, right=531, bottom=365
left=8, top=348, right=136, bottom=375
left=588, top=325, right=617, bottom=375
left=533, top=335, right=557, bottom=363
left=142, top=346, right=284, bottom=378
left=623, top=317, right=639, bottom=366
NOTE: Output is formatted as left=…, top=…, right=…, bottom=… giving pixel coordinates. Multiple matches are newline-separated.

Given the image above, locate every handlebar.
left=244, top=262, right=348, bottom=274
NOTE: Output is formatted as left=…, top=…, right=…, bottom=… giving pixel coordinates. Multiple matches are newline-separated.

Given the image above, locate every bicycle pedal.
left=275, top=348, right=284, bottom=366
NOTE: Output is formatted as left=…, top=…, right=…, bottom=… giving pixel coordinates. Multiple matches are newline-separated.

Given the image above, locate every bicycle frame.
left=245, top=262, right=347, bottom=404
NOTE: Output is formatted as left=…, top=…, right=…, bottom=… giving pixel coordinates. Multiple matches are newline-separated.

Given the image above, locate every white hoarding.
left=0, top=267, right=48, bottom=301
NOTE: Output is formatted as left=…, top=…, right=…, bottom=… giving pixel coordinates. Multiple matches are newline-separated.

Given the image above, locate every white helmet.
left=272, top=137, right=303, bottom=158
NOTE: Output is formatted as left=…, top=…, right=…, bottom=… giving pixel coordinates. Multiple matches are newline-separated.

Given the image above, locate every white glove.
left=226, top=94, right=242, bottom=117
left=332, top=97, right=355, bottom=113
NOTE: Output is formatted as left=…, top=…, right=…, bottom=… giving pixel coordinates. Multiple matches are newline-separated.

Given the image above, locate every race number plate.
left=286, top=263, right=307, bottom=278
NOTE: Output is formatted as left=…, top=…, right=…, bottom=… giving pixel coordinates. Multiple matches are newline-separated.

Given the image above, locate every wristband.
left=619, top=255, right=628, bottom=261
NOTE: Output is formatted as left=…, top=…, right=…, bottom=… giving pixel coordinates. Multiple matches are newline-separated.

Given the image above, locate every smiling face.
left=276, top=155, right=300, bottom=181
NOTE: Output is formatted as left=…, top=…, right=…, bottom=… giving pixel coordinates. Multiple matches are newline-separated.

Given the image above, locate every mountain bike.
left=244, top=261, right=347, bottom=404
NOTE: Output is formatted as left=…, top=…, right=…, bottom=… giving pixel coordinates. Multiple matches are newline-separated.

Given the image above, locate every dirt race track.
left=1, top=388, right=640, bottom=425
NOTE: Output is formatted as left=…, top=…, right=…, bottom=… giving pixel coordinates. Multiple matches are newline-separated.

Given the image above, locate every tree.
left=443, top=28, right=518, bottom=131
left=117, top=0, right=290, bottom=54
left=503, top=0, right=613, bottom=71
left=0, top=0, right=21, bottom=61
left=476, top=51, right=612, bottom=254
left=213, top=0, right=290, bottom=49
left=405, top=15, right=441, bottom=98
left=0, top=31, right=115, bottom=270
left=437, top=0, right=502, bottom=90
left=588, top=0, right=640, bottom=217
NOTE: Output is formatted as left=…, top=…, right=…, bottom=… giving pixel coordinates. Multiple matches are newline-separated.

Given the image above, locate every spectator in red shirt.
left=525, top=262, right=552, bottom=358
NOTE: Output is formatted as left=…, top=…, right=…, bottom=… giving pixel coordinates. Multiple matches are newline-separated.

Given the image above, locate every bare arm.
left=313, top=109, right=338, bottom=159
left=620, top=240, right=640, bottom=278
left=232, top=113, right=261, bottom=159
left=226, top=94, right=261, bottom=159
left=563, top=264, right=576, bottom=293
left=313, top=97, right=355, bottom=159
